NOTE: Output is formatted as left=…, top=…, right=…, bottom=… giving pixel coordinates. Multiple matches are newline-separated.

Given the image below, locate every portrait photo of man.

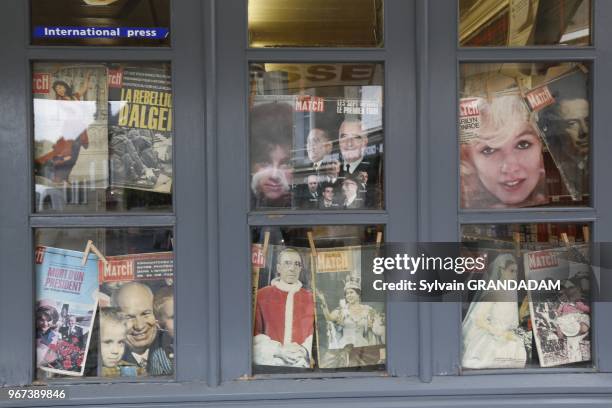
left=112, top=281, right=173, bottom=376
left=537, top=68, right=590, bottom=201
left=59, top=315, right=84, bottom=347
left=319, top=182, right=340, bottom=209
left=253, top=248, right=314, bottom=368
left=338, top=118, right=382, bottom=208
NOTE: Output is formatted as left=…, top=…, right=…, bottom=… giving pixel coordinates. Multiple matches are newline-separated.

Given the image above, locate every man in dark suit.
left=293, top=128, right=333, bottom=204
left=338, top=119, right=382, bottom=208
left=305, top=128, right=333, bottom=173
left=341, top=175, right=364, bottom=209
left=318, top=182, right=340, bottom=209
left=296, top=174, right=320, bottom=209
left=59, top=315, right=84, bottom=347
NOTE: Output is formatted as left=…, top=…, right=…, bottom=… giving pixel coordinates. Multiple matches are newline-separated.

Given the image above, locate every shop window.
left=248, top=0, right=383, bottom=48
left=459, top=0, right=591, bottom=47
left=35, top=227, right=174, bottom=380
left=461, top=223, right=592, bottom=370
left=249, top=63, right=384, bottom=210
left=251, top=225, right=386, bottom=374
left=31, top=0, right=171, bottom=47
left=459, top=62, right=590, bottom=209
left=33, top=61, right=173, bottom=213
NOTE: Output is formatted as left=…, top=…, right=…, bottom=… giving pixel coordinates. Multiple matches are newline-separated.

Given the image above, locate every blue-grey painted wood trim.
left=428, top=0, right=462, bottom=376
left=248, top=212, right=389, bottom=226
left=218, top=0, right=421, bottom=381
left=172, top=0, right=208, bottom=383
left=416, top=0, right=433, bottom=383
left=459, top=210, right=597, bottom=225
left=26, top=48, right=174, bottom=61
left=457, top=49, right=596, bottom=61
left=203, top=0, right=221, bottom=388
left=0, top=0, right=32, bottom=387
left=217, top=0, right=251, bottom=382
left=2, top=374, right=612, bottom=407
left=30, top=216, right=176, bottom=228
left=591, top=0, right=612, bottom=374
left=384, top=0, right=419, bottom=378
left=1, top=0, right=611, bottom=401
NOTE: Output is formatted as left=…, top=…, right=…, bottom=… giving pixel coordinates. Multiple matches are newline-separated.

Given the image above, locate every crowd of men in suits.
left=292, top=121, right=381, bottom=210
left=250, top=102, right=382, bottom=210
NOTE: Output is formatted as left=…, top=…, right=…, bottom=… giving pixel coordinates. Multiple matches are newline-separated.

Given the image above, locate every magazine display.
left=35, top=246, right=99, bottom=376
left=313, top=246, right=385, bottom=369
left=532, top=68, right=589, bottom=201
left=524, top=245, right=591, bottom=367
left=108, top=64, right=173, bottom=194
left=460, top=65, right=589, bottom=208
left=249, top=63, right=384, bottom=210
left=98, top=252, right=174, bottom=377
left=33, top=63, right=108, bottom=189
left=252, top=245, right=315, bottom=369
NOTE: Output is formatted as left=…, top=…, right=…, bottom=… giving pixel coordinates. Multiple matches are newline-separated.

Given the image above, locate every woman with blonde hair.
left=461, top=94, right=548, bottom=208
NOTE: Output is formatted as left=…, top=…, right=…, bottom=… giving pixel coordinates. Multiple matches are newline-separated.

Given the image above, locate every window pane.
left=459, top=0, right=591, bottom=47
left=459, top=62, right=590, bottom=209
left=248, top=0, right=383, bottom=48
left=461, top=223, right=592, bottom=370
left=35, top=227, right=174, bottom=380
left=251, top=225, right=386, bottom=374
left=31, top=0, right=170, bottom=47
left=33, top=62, right=173, bottom=213
left=250, top=63, right=384, bottom=210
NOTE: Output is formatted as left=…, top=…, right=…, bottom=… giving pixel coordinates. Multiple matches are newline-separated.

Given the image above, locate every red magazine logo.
left=295, top=95, right=325, bottom=112
left=527, top=251, right=559, bottom=270
left=459, top=98, right=480, bottom=117
left=525, top=86, right=555, bottom=112
left=251, top=244, right=265, bottom=268
left=107, top=69, right=124, bottom=88
left=32, top=73, right=50, bottom=94
left=100, top=259, right=134, bottom=282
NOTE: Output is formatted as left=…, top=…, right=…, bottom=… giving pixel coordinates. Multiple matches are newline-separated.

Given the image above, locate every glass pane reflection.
left=459, top=62, right=590, bottom=209
left=250, top=63, right=384, bottom=211
left=461, top=223, right=592, bottom=370
left=31, top=0, right=171, bottom=47
left=248, top=0, right=383, bottom=48
left=251, top=225, right=386, bottom=374
left=459, top=0, right=591, bottom=47
left=33, top=62, right=173, bottom=213
left=35, top=227, right=174, bottom=380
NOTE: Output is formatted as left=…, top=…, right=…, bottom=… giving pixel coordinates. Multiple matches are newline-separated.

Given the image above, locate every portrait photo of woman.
left=250, top=102, right=295, bottom=209
left=36, top=303, right=60, bottom=368
left=316, top=276, right=385, bottom=369
left=460, top=94, right=549, bottom=209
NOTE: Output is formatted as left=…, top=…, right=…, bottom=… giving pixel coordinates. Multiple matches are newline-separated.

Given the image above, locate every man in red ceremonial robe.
left=254, top=248, right=314, bottom=367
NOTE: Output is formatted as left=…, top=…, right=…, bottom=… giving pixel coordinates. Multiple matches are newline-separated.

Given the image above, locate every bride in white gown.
left=461, top=253, right=527, bottom=369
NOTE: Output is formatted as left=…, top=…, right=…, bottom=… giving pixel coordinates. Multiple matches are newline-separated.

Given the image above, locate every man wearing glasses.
left=338, top=119, right=381, bottom=208
left=253, top=248, right=314, bottom=368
